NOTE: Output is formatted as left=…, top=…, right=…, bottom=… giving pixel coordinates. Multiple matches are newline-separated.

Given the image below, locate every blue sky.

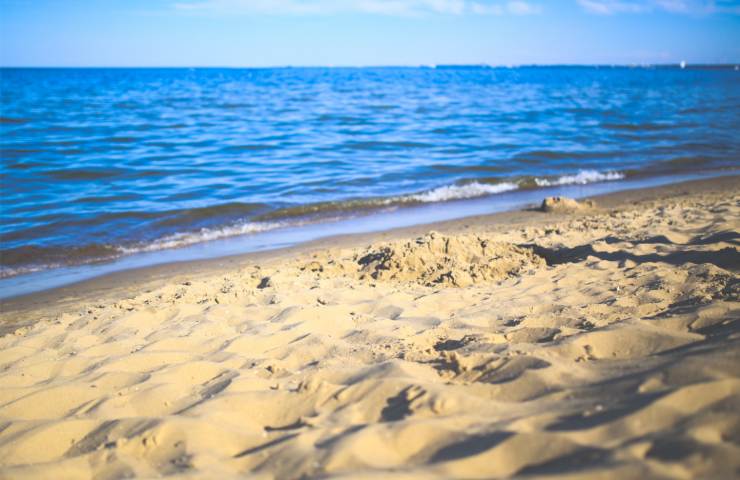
left=1, top=0, right=739, bottom=66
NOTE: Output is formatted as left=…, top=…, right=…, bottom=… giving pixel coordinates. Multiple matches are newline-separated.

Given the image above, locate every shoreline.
left=1, top=170, right=734, bottom=301
left=0, top=173, right=738, bottom=478
left=2, top=174, right=736, bottom=321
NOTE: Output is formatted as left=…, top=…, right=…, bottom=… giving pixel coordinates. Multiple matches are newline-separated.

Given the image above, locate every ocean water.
left=1, top=66, right=739, bottom=279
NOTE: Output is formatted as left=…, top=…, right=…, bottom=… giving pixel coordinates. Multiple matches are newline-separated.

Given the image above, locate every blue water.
left=1, top=66, right=739, bottom=281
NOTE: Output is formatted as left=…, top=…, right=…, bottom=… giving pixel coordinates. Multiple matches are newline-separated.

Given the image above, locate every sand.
left=0, top=177, right=738, bottom=479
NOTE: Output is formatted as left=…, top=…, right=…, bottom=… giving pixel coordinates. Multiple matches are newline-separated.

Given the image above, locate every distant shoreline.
left=2, top=63, right=739, bottom=69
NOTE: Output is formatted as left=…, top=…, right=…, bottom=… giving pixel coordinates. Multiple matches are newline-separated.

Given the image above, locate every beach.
left=0, top=175, right=738, bottom=479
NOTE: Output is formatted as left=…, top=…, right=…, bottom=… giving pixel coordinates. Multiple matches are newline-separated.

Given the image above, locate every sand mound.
left=354, top=232, right=545, bottom=287
left=541, top=196, right=595, bottom=213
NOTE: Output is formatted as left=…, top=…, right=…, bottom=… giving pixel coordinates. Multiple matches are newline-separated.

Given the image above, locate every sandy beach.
left=1, top=176, right=738, bottom=479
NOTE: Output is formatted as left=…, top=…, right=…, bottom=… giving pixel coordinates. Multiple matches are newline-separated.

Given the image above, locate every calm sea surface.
left=1, top=66, right=739, bottom=277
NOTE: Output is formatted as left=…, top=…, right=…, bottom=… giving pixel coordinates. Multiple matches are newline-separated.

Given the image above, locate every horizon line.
left=2, top=62, right=740, bottom=69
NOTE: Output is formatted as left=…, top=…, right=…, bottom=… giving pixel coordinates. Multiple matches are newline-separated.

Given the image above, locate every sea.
left=1, top=66, right=739, bottom=296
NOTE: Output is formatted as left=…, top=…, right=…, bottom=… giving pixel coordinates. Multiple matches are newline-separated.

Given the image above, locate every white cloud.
left=576, top=0, right=648, bottom=14
left=507, top=0, right=542, bottom=13
left=470, top=2, right=505, bottom=13
left=577, top=0, right=740, bottom=14
left=174, top=0, right=542, bottom=16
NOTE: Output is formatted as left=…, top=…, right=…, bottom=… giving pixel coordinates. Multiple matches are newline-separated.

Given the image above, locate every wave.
left=0, top=244, right=121, bottom=278
left=45, top=167, right=129, bottom=181
left=221, top=144, right=279, bottom=153
left=341, top=140, right=433, bottom=150
left=0, top=221, right=286, bottom=277
left=152, top=202, right=267, bottom=228
left=533, top=170, right=624, bottom=186
left=0, top=116, right=30, bottom=125
left=602, top=122, right=672, bottom=132
left=254, top=180, right=522, bottom=222
left=0, top=264, right=55, bottom=279
left=118, top=221, right=286, bottom=254
left=0, top=169, right=626, bottom=277
left=113, top=169, right=626, bottom=250
left=407, top=181, right=519, bottom=202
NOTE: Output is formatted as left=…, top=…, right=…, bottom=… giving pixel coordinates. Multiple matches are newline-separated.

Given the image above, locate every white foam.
left=0, top=264, right=52, bottom=279
left=534, top=170, right=624, bottom=187
left=407, top=181, right=520, bottom=203
left=118, top=221, right=285, bottom=254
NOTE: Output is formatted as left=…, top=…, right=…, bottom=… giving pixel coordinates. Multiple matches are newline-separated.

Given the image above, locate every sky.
left=0, top=0, right=739, bottom=66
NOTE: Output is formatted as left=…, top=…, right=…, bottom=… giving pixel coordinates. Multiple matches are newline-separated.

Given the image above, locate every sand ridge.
left=349, top=231, right=545, bottom=287
left=540, top=196, right=597, bottom=213
left=0, top=186, right=738, bottom=479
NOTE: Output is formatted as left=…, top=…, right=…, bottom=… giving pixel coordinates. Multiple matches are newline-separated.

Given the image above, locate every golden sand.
left=1, top=178, right=738, bottom=479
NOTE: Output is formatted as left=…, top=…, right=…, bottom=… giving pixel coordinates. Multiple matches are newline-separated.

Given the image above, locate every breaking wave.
left=534, top=170, right=625, bottom=186
left=1, top=169, right=626, bottom=277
